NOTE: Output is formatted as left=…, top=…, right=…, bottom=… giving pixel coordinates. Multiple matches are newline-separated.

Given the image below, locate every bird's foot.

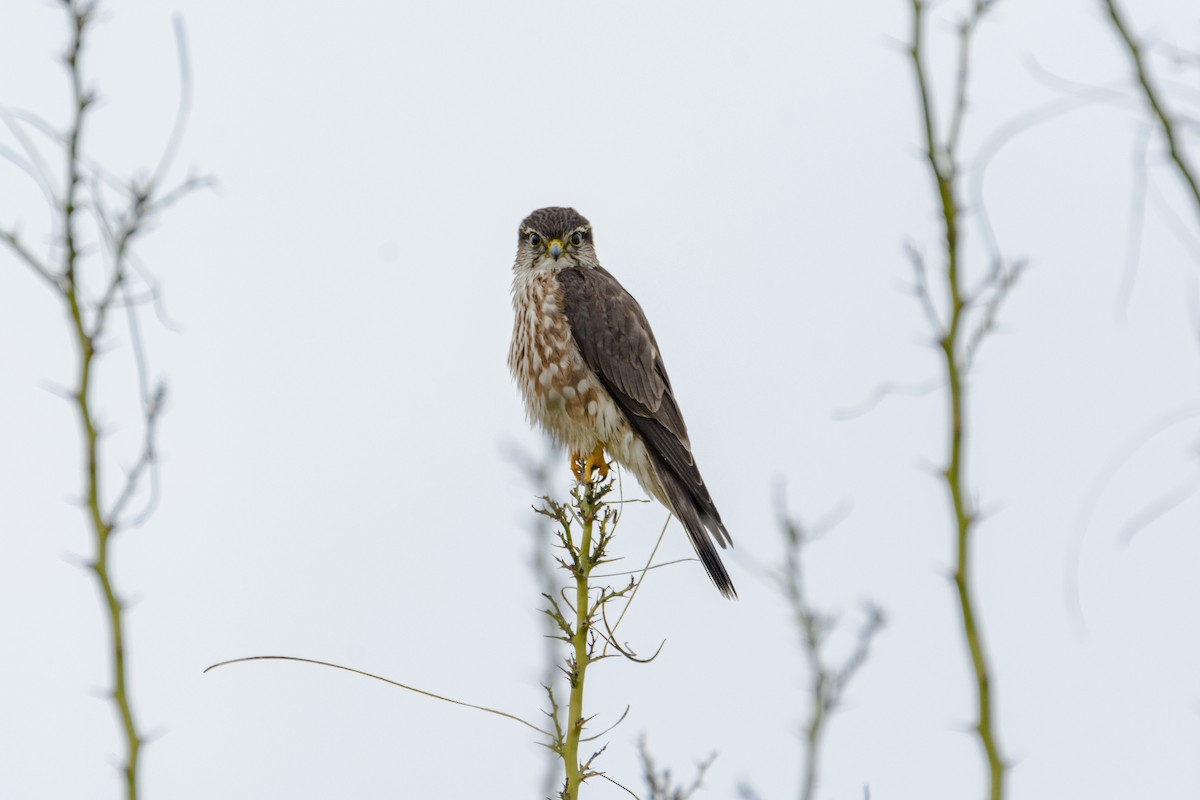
left=570, top=445, right=609, bottom=483
left=584, top=444, right=609, bottom=481
left=571, top=443, right=609, bottom=482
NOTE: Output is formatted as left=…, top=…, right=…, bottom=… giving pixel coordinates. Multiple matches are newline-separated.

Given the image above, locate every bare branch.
left=0, top=228, right=66, bottom=291
left=1, top=5, right=206, bottom=798
left=775, top=490, right=885, bottom=800
left=638, top=735, right=716, bottom=800
left=963, top=257, right=1027, bottom=372
left=1066, top=402, right=1200, bottom=636
left=905, top=2, right=1009, bottom=797
left=1102, top=0, right=1200, bottom=227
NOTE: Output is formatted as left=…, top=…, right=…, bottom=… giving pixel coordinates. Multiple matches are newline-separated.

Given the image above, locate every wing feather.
left=557, top=266, right=735, bottom=597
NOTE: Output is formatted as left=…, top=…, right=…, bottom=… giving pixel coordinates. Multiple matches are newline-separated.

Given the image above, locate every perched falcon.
left=508, top=207, right=736, bottom=598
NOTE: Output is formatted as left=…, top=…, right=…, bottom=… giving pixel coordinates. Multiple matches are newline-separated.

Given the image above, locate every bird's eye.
left=570, top=232, right=583, bottom=247
left=528, top=232, right=541, bottom=247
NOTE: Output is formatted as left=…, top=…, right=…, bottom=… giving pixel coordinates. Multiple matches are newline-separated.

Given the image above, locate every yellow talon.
left=570, top=445, right=609, bottom=483
left=584, top=444, right=608, bottom=481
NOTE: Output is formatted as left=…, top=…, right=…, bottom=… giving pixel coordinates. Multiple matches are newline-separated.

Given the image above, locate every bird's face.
left=514, top=207, right=597, bottom=275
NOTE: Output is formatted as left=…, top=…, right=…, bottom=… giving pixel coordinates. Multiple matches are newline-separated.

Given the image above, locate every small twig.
left=578, top=705, right=631, bottom=744
left=638, top=735, right=716, bottom=800
left=598, top=600, right=666, bottom=665
left=0, top=229, right=64, bottom=291
left=907, top=244, right=946, bottom=337
left=962, top=257, right=1027, bottom=372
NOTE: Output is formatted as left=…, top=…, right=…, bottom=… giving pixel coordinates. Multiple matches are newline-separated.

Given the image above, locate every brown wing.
left=557, top=266, right=736, bottom=598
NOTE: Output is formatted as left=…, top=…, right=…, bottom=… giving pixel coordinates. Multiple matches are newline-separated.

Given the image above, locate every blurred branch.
left=776, top=494, right=884, bottom=800
left=638, top=735, right=715, bottom=800
left=503, top=437, right=563, bottom=797
left=1115, top=124, right=1152, bottom=320
left=962, top=257, right=1027, bottom=373
left=1102, top=0, right=1200, bottom=227
left=1066, top=402, right=1200, bottom=635
left=905, top=2, right=1012, bottom=798
left=0, top=3, right=205, bottom=797
left=1116, top=459, right=1200, bottom=546
left=832, top=377, right=941, bottom=421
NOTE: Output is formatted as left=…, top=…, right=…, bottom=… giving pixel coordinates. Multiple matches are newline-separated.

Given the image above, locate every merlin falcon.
left=508, top=207, right=736, bottom=598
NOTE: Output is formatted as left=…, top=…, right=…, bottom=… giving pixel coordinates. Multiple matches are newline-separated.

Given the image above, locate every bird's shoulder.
left=556, top=265, right=682, bottom=419
left=555, top=265, right=653, bottom=341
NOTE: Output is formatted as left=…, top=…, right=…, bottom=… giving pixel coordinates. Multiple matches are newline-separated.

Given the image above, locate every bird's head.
left=514, top=207, right=596, bottom=275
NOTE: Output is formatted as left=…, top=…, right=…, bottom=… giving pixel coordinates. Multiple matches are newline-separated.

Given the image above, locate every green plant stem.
left=907, top=2, right=1005, bottom=799
left=800, top=681, right=824, bottom=800
left=73, top=324, right=141, bottom=800
left=562, top=474, right=598, bottom=800
left=61, top=3, right=142, bottom=797
left=788, top=529, right=828, bottom=800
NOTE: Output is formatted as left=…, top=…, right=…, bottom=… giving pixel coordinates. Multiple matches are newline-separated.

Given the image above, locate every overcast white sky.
left=2, top=1, right=1199, bottom=798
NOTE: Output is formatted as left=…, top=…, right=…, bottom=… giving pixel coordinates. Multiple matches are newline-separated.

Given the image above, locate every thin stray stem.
left=203, top=656, right=548, bottom=736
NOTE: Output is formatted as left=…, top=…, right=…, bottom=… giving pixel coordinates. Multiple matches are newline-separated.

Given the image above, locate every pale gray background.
left=2, top=1, right=1198, bottom=798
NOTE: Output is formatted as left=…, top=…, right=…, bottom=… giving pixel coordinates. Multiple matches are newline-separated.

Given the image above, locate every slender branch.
left=905, top=2, right=1009, bottom=798
left=1102, top=0, right=1200, bottom=226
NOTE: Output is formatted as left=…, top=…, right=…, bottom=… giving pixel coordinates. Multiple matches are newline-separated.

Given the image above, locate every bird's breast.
left=508, top=272, right=622, bottom=448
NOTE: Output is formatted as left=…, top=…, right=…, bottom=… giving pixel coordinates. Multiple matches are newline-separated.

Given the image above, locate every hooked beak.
left=547, top=239, right=564, bottom=261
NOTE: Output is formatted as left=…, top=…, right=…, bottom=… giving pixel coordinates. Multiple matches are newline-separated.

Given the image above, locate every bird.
left=507, top=206, right=736, bottom=598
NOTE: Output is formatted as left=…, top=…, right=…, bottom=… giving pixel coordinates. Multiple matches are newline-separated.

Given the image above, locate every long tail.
left=656, top=467, right=737, bottom=599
